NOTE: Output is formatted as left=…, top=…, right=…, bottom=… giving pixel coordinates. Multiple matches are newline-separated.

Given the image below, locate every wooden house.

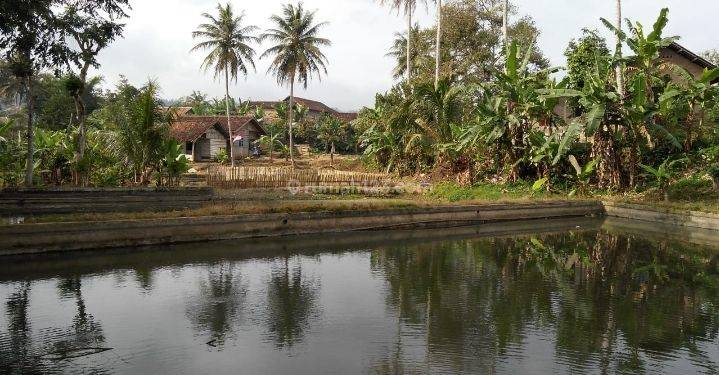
left=170, top=116, right=266, bottom=161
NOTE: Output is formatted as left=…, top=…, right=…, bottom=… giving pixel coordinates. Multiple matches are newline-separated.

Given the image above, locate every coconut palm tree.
left=377, top=0, right=426, bottom=83
left=502, top=0, right=509, bottom=48
left=434, top=0, right=442, bottom=87
left=191, top=3, right=258, bottom=167
left=261, top=2, right=331, bottom=166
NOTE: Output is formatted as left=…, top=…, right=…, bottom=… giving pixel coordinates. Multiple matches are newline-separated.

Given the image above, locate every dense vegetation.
left=0, top=1, right=337, bottom=187
left=357, top=5, right=719, bottom=199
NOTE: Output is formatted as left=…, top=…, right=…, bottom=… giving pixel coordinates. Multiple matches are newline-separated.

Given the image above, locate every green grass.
left=607, top=173, right=719, bottom=213
left=426, top=181, right=558, bottom=202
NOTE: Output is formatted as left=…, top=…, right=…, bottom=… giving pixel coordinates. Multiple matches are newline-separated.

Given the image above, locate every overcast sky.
left=92, top=0, right=719, bottom=112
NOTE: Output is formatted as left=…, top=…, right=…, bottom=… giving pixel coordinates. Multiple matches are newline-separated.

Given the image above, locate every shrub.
left=215, top=148, right=229, bottom=165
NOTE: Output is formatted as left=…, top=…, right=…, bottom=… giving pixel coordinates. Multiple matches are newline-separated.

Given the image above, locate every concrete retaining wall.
left=0, top=201, right=602, bottom=255
left=0, top=187, right=213, bottom=216
left=602, top=201, right=719, bottom=231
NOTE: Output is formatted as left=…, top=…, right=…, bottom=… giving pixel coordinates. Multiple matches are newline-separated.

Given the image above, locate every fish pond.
left=1, top=218, right=718, bottom=374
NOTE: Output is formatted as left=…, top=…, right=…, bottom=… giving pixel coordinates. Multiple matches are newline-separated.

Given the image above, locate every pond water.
left=1, top=218, right=718, bottom=374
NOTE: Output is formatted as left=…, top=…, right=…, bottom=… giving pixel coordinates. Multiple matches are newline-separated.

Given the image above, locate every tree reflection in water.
left=185, top=262, right=247, bottom=350
left=264, top=255, right=320, bottom=349
left=370, top=231, right=719, bottom=373
left=53, top=276, right=106, bottom=356
left=0, top=276, right=108, bottom=374
left=1, top=282, right=34, bottom=374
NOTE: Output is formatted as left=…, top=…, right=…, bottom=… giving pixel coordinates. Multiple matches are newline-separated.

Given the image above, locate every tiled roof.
left=248, top=101, right=280, bottom=110
left=159, top=106, right=195, bottom=117
left=170, top=117, right=224, bottom=142
left=250, top=97, right=342, bottom=114
left=287, top=96, right=337, bottom=113
left=335, top=112, right=358, bottom=122
left=170, top=116, right=264, bottom=142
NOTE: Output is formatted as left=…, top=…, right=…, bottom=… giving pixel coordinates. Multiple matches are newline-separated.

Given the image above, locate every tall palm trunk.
left=74, top=61, right=91, bottom=186
left=502, top=0, right=509, bottom=49
left=288, top=72, right=295, bottom=167
left=615, top=0, right=625, bottom=98
left=406, top=3, right=412, bottom=82
left=25, top=76, right=34, bottom=187
left=434, top=0, right=442, bottom=88
left=225, top=64, right=235, bottom=167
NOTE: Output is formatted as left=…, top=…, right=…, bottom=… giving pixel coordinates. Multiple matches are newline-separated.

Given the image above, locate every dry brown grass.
left=23, top=198, right=425, bottom=224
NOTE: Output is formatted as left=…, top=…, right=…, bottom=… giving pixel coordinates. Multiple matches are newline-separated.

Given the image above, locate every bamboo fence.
left=206, top=165, right=391, bottom=189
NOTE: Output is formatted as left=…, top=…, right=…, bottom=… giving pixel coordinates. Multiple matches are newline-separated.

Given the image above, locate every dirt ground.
left=189, top=154, right=372, bottom=174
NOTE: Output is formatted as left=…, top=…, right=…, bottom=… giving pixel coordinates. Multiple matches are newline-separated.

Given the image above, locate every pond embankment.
left=4, top=187, right=719, bottom=256
left=0, top=187, right=213, bottom=216
left=0, top=201, right=602, bottom=255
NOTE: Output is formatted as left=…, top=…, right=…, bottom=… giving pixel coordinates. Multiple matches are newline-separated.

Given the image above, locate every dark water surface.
left=2, top=218, right=719, bottom=374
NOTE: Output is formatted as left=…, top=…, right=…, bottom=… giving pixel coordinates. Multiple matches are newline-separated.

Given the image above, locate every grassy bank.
left=8, top=176, right=719, bottom=225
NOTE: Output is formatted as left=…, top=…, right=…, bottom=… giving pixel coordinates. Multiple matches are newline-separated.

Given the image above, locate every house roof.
left=249, top=96, right=343, bottom=114
left=666, top=42, right=716, bottom=70
left=170, top=116, right=265, bottom=142
left=248, top=101, right=279, bottom=110
left=159, top=106, right=195, bottom=117
left=336, top=112, right=358, bottom=122
left=285, top=96, right=338, bottom=113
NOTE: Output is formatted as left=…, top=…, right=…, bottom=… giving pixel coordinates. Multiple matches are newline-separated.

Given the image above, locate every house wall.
left=232, top=125, right=263, bottom=158
left=195, top=138, right=210, bottom=160
left=207, top=128, right=226, bottom=158
left=660, top=48, right=705, bottom=80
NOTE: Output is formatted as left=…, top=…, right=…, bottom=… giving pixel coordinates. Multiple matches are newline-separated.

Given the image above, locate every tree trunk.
left=330, top=142, right=335, bottom=166
left=502, top=0, right=509, bottom=49
left=434, top=0, right=442, bottom=88
left=25, top=76, right=34, bottom=187
left=225, top=64, right=235, bottom=167
left=76, top=60, right=91, bottom=185
left=406, top=4, right=413, bottom=82
left=288, top=75, right=296, bottom=168
left=615, top=0, right=625, bottom=98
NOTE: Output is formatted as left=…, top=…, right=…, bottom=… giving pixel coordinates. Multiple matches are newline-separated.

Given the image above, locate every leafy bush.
left=214, top=148, right=229, bottom=165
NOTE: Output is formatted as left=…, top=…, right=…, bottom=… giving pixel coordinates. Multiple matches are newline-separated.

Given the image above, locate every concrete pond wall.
left=0, top=187, right=213, bottom=216
left=0, top=201, right=603, bottom=255
left=4, top=198, right=719, bottom=256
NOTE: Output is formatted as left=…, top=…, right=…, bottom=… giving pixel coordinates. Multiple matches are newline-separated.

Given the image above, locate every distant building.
left=159, top=106, right=195, bottom=117
left=169, top=116, right=266, bottom=161
left=555, top=42, right=717, bottom=123
left=660, top=42, right=717, bottom=81
left=249, top=96, right=357, bottom=123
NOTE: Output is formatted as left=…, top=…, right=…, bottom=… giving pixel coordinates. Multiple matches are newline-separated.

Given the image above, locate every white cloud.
left=93, top=0, right=719, bottom=111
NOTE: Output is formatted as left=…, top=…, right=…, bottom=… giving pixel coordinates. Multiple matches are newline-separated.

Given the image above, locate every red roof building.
left=170, top=116, right=266, bottom=161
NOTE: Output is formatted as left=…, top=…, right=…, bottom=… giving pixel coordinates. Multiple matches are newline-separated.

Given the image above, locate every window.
left=185, top=142, right=192, bottom=154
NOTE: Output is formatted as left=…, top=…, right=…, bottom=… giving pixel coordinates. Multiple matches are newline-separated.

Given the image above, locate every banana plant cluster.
left=356, top=7, right=719, bottom=198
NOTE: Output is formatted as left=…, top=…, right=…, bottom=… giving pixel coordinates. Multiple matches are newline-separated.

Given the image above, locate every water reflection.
left=370, top=231, right=719, bottom=373
left=264, top=256, right=320, bottom=348
left=185, top=262, right=247, bottom=349
left=0, top=222, right=718, bottom=374
left=53, top=276, right=106, bottom=357
left=2, top=282, right=32, bottom=374
left=1, top=277, right=109, bottom=374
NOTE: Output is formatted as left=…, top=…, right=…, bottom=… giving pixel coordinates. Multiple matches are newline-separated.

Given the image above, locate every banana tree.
left=257, top=128, right=284, bottom=162
left=464, top=40, right=562, bottom=180
left=160, top=139, right=190, bottom=187
left=567, top=155, right=600, bottom=196
left=639, top=156, right=687, bottom=201
left=602, top=8, right=680, bottom=186
left=528, top=122, right=582, bottom=191
left=539, top=53, right=623, bottom=189
left=659, top=66, right=719, bottom=151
